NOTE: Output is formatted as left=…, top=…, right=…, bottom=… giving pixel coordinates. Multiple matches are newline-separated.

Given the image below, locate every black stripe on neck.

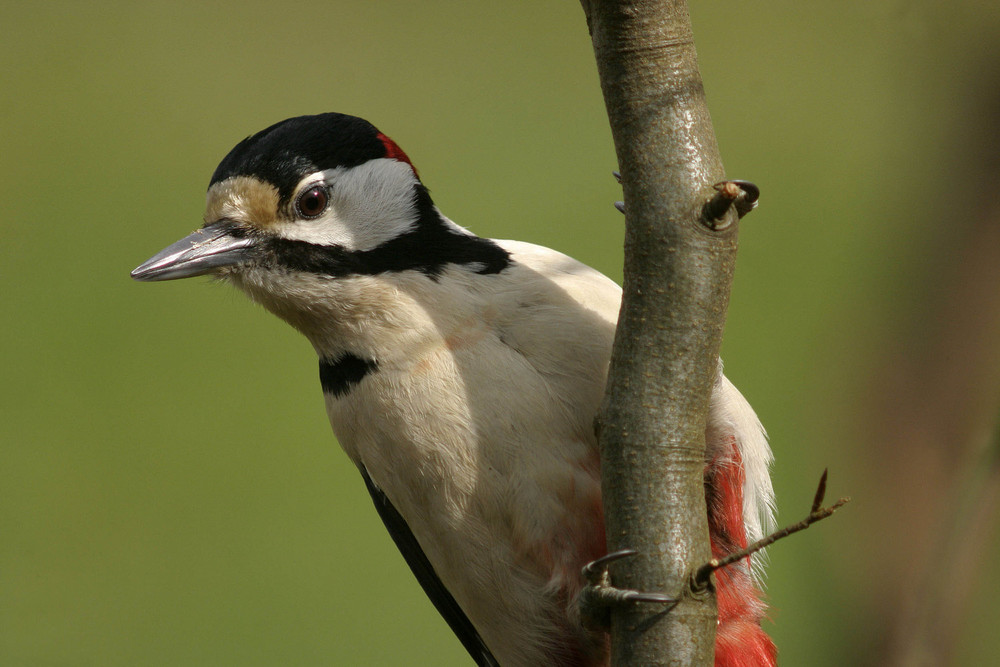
left=319, top=353, right=378, bottom=398
left=256, top=184, right=511, bottom=280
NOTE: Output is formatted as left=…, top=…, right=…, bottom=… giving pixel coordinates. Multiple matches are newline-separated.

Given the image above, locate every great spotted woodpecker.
left=132, top=112, right=776, bottom=666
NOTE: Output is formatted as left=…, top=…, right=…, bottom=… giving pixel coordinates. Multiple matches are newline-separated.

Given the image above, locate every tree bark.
left=580, top=1, right=738, bottom=664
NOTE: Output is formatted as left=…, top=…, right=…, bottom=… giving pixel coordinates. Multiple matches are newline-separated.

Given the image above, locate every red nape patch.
left=377, top=132, right=419, bottom=178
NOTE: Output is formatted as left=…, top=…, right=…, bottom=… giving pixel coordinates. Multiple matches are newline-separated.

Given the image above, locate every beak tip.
left=130, top=223, right=254, bottom=283
left=130, top=267, right=152, bottom=282
left=130, top=258, right=172, bottom=282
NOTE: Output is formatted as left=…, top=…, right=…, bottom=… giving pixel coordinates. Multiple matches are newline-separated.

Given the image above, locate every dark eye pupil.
left=298, top=186, right=328, bottom=217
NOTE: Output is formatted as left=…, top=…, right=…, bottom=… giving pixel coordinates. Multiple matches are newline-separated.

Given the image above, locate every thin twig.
left=811, top=467, right=829, bottom=513
left=695, top=470, right=850, bottom=585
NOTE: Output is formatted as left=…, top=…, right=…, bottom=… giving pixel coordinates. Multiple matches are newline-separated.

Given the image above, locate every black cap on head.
left=209, top=113, right=390, bottom=204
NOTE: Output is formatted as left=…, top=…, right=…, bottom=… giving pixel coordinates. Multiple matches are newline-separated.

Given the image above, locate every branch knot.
left=702, top=180, right=761, bottom=229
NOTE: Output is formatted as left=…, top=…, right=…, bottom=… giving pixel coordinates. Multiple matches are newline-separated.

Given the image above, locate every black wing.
left=359, top=466, right=500, bottom=667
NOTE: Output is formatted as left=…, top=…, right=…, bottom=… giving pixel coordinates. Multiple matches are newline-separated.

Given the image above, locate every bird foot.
left=578, top=549, right=676, bottom=630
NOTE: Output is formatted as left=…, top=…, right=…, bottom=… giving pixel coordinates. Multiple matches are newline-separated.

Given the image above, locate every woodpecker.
left=132, top=112, right=776, bottom=667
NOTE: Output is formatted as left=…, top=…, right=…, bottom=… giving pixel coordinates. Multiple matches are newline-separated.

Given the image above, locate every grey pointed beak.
left=131, top=222, right=256, bottom=282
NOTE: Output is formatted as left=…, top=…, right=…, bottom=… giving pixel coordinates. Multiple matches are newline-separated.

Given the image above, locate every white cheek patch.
left=276, top=159, right=421, bottom=252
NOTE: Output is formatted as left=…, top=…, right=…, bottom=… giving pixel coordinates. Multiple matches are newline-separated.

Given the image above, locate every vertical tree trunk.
left=580, top=1, right=739, bottom=664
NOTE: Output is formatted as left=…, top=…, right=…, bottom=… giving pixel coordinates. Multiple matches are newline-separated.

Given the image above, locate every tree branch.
left=580, top=1, right=741, bottom=664
left=695, top=470, right=850, bottom=586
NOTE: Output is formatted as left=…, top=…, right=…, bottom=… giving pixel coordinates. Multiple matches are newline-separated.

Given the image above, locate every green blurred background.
left=3, top=1, right=1000, bottom=665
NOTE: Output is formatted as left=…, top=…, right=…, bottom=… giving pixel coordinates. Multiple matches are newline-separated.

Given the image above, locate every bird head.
left=130, top=113, right=434, bottom=283
left=131, top=113, right=509, bottom=340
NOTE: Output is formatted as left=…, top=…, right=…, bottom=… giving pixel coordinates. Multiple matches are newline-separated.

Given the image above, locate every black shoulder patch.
left=210, top=113, right=388, bottom=205
left=359, top=467, right=499, bottom=667
left=319, top=353, right=378, bottom=398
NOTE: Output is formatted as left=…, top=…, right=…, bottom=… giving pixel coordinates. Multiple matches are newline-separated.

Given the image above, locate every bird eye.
left=296, top=185, right=329, bottom=219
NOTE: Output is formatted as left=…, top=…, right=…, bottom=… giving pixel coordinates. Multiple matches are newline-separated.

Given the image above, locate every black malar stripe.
left=256, top=184, right=511, bottom=279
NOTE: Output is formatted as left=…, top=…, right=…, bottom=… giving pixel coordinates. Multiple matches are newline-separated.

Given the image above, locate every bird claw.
left=612, top=171, right=625, bottom=214
left=579, top=549, right=676, bottom=630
